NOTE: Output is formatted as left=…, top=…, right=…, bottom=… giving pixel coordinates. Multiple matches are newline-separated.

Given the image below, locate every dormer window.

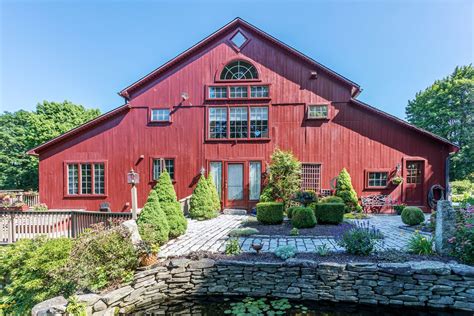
left=308, top=105, right=329, bottom=119
left=151, top=109, right=170, bottom=122
left=220, top=60, right=258, bottom=80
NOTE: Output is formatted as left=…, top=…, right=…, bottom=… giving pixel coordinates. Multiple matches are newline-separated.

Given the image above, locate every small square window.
left=308, top=105, right=328, bottom=119
left=151, top=109, right=170, bottom=122
left=367, top=172, right=388, bottom=188
left=230, top=31, right=247, bottom=48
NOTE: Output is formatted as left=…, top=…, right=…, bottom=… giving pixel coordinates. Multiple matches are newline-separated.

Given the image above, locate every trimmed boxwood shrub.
left=291, top=207, right=317, bottom=228
left=256, top=202, right=284, bottom=224
left=137, top=190, right=170, bottom=245
left=320, top=196, right=344, bottom=204
left=401, top=206, right=425, bottom=226
left=154, top=170, right=187, bottom=237
left=190, top=175, right=218, bottom=220
left=314, top=203, right=345, bottom=224
left=286, top=206, right=300, bottom=219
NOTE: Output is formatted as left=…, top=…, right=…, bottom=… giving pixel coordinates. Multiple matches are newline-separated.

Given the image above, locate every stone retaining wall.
left=32, top=259, right=474, bottom=315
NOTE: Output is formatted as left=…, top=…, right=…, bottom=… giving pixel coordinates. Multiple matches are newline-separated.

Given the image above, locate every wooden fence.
left=0, top=210, right=132, bottom=244
left=0, top=190, right=40, bottom=207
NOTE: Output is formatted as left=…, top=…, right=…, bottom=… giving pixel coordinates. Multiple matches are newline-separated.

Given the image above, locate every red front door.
left=225, top=162, right=246, bottom=208
left=404, top=160, right=424, bottom=206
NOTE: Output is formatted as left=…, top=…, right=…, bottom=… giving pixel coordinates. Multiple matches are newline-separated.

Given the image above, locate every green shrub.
left=344, top=212, right=369, bottom=220
left=335, top=168, right=362, bottom=213
left=229, top=228, right=259, bottom=237
left=394, top=204, right=407, bottom=215
left=290, top=227, right=299, bottom=236
left=63, top=223, right=138, bottom=292
left=0, top=237, right=73, bottom=315
left=401, top=206, right=425, bottom=226
left=32, top=203, right=48, bottom=211
left=225, top=238, right=241, bottom=255
left=314, top=203, right=345, bottom=224
left=190, top=175, right=218, bottom=220
left=286, top=206, right=300, bottom=219
left=291, top=207, right=317, bottom=228
left=137, top=190, right=169, bottom=245
left=451, top=207, right=474, bottom=264
left=274, top=245, right=297, bottom=259
left=338, top=227, right=376, bottom=255
left=407, top=231, right=433, bottom=255
left=154, top=170, right=187, bottom=237
left=256, top=202, right=284, bottom=224
left=292, top=190, right=317, bottom=206
left=315, top=244, right=331, bottom=256
left=207, top=173, right=221, bottom=211
left=66, top=296, right=87, bottom=316
left=260, top=149, right=301, bottom=206
left=320, top=196, right=344, bottom=204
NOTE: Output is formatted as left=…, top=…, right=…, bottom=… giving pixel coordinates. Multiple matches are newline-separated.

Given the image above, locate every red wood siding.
left=35, top=24, right=450, bottom=212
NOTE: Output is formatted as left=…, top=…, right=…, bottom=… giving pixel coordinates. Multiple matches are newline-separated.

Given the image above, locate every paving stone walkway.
left=159, top=214, right=431, bottom=257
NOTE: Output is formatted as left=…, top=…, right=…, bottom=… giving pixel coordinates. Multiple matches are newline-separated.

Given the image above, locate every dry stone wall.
left=32, top=258, right=474, bottom=315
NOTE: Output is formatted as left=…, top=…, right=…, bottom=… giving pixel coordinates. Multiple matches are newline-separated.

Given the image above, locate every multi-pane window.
left=406, top=162, right=422, bottom=184
left=367, top=172, right=388, bottom=188
left=81, top=164, right=92, bottom=194
left=251, top=86, right=269, bottom=98
left=153, top=158, right=175, bottom=180
left=230, top=86, right=248, bottom=98
left=68, top=164, right=79, bottom=195
left=209, top=108, right=228, bottom=139
left=249, top=162, right=261, bottom=200
left=220, top=60, right=258, bottom=80
left=301, top=163, right=321, bottom=191
left=308, top=105, right=328, bottom=119
left=250, top=107, right=269, bottom=138
left=151, top=109, right=170, bottom=122
left=209, top=86, right=227, bottom=99
left=230, top=107, right=248, bottom=138
left=94, top=163, right=105, bottom=194
left=67, top=162, right=105, bottom=195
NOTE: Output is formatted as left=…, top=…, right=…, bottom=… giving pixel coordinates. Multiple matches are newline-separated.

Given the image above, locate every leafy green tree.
left=0, top=101, right=100, bottom=190
left=207, top=173, right=221, bottom=211
left=335, top=168, right=362, bottom=213
left=260, top=149, right=301, bottom=206
left=137, top=190, right=170, bottom=245
left=406, top=65, right=473, bottom=180
left=189, top=175, right=217, bottom=220
left=154, top=170, right=187, bottom=237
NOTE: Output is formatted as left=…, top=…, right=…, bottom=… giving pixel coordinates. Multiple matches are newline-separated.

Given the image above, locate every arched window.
left=220, top=60, right=258, bottom=80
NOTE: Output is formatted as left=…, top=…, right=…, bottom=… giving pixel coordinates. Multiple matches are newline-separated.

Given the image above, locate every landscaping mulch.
left=242, top=219, right=354, bottom=238
left=182, top=250, right=459, bottom=265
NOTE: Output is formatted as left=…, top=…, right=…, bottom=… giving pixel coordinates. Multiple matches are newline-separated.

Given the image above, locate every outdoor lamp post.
left=127, top=169, right=140, bottom=220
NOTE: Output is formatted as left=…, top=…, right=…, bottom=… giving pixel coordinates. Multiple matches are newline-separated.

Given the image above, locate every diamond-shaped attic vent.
left=230, top=31, right=247, bottom=48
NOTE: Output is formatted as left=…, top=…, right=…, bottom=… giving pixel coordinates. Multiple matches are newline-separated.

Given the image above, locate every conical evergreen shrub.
left=207, top=173, right=221, bottom=212
left=335, top=168, right=362, bottom=213
left=189, top=175, right=218, bottom=220
left=137, top=190, right=169, bottom=245
left=153, top=170, right=187, bottom=238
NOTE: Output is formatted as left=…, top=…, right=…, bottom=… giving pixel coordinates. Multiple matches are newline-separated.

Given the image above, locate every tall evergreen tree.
left=335, top=168, right=362, bottom=213
left=137, top=190, right=170, bottom=245
left=189, top=175, right=217, bottom=220
left=154, top=170, right=187, bottom=238
left=207, top=173, right=221, bottom=211
left=406, top=65, right=473, bottom=180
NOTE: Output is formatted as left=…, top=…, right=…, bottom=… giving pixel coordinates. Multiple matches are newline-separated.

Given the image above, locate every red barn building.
left=28, top=18, right=458, bottom=212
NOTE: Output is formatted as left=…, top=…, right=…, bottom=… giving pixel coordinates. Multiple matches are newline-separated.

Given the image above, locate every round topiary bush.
left=291, top=207, right=317, bottom=228
left=320, top=196, right=344, bottom=204
left=286, top=206, right=300, bottom=219
left=401, top=206, right=425, bottom=226
left=314, top=203, right=345, bottom=224
left=256, top=202, right=284, bottom=224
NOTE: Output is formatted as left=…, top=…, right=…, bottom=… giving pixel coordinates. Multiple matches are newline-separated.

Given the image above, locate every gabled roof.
left=350, top=98, right=459, bottom=152
left=27, top=103, right=130, bottom=155
left=119, top=17, right=361, bottom=99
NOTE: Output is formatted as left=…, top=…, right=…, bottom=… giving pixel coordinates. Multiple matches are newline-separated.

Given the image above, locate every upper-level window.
left=209, top=86, right=227, bottom=99
left=251, top=86, right=269, bottom=98
left=220, top=60, right=258, bottom=80
left=151, top=109, right=170, bottom=122
left=230, top=86, right=248, bottom=98
left=308, top=105, right=328, bottom=119
left=209, top=108, right=228, bottom=139
left=208, top=106, right=268, bottom=140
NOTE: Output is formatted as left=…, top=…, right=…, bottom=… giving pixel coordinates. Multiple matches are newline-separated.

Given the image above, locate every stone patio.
left=159, top=214, right=431, bottom=257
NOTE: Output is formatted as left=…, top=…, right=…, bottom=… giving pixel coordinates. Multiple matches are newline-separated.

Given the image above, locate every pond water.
left=130, top=296, right=470, bottom=316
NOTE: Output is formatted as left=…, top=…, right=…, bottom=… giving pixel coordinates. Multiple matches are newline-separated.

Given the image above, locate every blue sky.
left=1, top=0, right=472, bottom=119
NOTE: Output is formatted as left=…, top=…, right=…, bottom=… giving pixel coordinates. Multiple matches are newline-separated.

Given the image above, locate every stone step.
left=223, top=209, right=248, bottom=215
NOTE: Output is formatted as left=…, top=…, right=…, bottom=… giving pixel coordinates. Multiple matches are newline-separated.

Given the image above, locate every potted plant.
left=391, top=176, right=403, bottom=186
left=137, top=241, right=160, bottom=267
